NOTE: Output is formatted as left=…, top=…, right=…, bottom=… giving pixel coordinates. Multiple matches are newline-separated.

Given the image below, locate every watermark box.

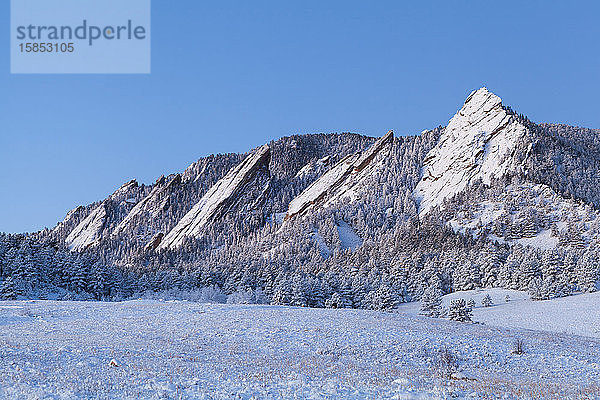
left=11, top=0, right=151, bottom=74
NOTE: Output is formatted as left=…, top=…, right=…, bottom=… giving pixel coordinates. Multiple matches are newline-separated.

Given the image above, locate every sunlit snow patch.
left=336, top=221, right=362, bottom=251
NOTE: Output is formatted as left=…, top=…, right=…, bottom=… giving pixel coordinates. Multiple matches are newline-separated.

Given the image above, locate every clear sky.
left=1, top=1, right=599, bottom=233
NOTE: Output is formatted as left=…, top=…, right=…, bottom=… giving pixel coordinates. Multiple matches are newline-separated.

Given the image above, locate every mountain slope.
left=111, top=174, right=182, bottom=239
left=286, top=130, right=393, bottom=219
left=412, top=89, right=600, bottom=253
left=65, top=180, right=143, bottom=251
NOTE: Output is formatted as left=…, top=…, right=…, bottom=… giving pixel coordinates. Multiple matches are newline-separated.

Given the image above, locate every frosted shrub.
left=227, top=289, right=253, bottom=304
left=227, top=288, right=267, bottom=304
left=512, top=338, right=526, bottom=355
left=142, top=286, right=228, bottom=303
left=431, top=346, right=459, bottom=379
left=194, top=286, right=228, bottom=303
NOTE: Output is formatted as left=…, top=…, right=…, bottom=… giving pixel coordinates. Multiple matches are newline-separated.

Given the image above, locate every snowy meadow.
left=1, top=292, right=600, bottom=399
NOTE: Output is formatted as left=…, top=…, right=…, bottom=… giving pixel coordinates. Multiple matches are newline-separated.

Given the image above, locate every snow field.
left=1, top=300, right=600, bottom=399
left=443, top=289, right=600, bottom=338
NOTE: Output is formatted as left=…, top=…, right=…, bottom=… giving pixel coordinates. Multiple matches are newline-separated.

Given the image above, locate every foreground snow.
left=1, top=300, right=600, bottom=399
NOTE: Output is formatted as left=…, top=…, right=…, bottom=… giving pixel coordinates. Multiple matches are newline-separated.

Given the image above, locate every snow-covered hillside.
left=446, top=183, right=600, bottom=250
left=415, top=88, right=529, bottom=216
left=336, top=220, right=363, bottom=251
left=403, top=287, right=600, bottom=338
left=445, top=289, right=600, bottom=338
left=1, top=300, right=600, bottom=399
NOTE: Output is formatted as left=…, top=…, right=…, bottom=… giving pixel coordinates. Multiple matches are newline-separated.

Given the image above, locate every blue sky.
left=1, top=1, right=599, bottom=233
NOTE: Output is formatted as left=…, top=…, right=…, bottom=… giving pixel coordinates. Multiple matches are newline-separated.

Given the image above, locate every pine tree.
left=1, top=277, right=17, bottom=300
left=452, top=261, right=480, bottom=291
left=481, top=244, right=500, bottom=287
left=368, top=284, right=397, bottom=311
left=325, top=292, right=342, bottom=308
left=448, top=299, right=472, bottom=322
left=10, top=253, right=27, bottom=296
left=309, top=278, right=326, bottom=308
left=528, top=277, right=550, bottom=300
left=521, top=213, right=537, bottom=238
left=70, top=259, right=88, bottom=294
left=89, top=263, right=107, bottom=300
left=481, top=294, right=493, bottom=307
left=271, top=279, right=292, bottom=305
left=577, top=250, right=599, bottom=292
left=541, top=250, right=561, bottom=282
left=419, top=285, right=443, bottom=317
left=515, top=251, right=541, bottom=290
left=338, top=279, right=354, bottom=308
left=291, top=275, right=308, bottom=307
left=467, top=298, right=476, bottom=310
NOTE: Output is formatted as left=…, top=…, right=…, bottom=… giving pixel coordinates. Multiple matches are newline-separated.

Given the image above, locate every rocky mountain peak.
left=414, top=87, right=529, bottom=216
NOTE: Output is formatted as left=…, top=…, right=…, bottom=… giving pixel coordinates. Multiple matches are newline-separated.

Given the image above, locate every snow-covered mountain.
left=412, top=88, right=600, bottom=253
left=2, top=87, right=599, bottom=307
left=50, top=133, right=373, bottom=255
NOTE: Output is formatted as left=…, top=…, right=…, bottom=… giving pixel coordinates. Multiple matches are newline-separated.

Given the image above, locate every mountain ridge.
left=2, top=88, right=598, bottom=308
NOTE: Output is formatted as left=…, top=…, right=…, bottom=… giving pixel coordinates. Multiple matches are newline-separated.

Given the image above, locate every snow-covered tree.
left=467, top=298, right=476, bottom=310
left=481, top=294, right=493, bottom=307
left=367, top=284, right=397, bottom=311
left=448, top=299, right=472, bottom=322
left=1, top=277, right=17, bottom=300
left=419, top=285, right=443, bottom=317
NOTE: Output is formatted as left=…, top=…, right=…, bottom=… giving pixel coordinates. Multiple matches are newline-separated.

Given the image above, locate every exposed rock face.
left=354, top=130, right=394, bottom=173
left=414, top=88, right=528, bottom=216
left=158, top=145, right=271, bottom=250
left=64, top=180, right=140, bottom=251
left=144, top=232, right=164, bottom=252
left=286, top=130, right=393, bottom=219
left=112, top=175, right=181, bottom=238
left=53, top=205, right=86, bottom=239
left=65, top=203, right=107, bottom=251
